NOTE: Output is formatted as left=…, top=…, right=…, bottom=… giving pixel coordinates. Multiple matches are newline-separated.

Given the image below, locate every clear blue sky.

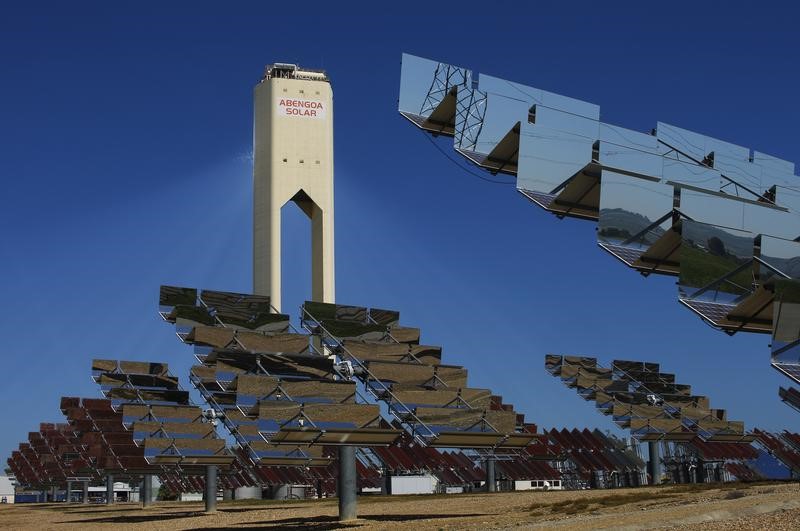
left=2, top=2, right=798, bottom=464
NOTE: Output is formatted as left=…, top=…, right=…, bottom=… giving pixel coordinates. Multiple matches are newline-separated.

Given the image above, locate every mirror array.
left=752, top=429, right=800, bottom=476
left=161, top=286, right=540, bottom=463
left=398, top=53, right=800, bottom=410
left=4, top=285, right=563, bottom=499
left=160, top=286, right=404, bottom=476
left=8, top=424, right=84, bottom=489
left=91, top=359, right=236, bottom=469
left=662, top=437, right=761, bottom=483
left=60, top=396, right=143, bottom=476
left=546, top=355, right=752, bottom=443
left=300, top=299, right=539, bottom=449
left=772, top=280, right=800, bottom=403
left=543, top=428, right=646, bottom=489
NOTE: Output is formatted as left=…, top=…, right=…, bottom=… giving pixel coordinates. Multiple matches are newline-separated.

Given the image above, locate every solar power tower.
left=252, top=61, right=346, bottom=513
left=546, top=355, right=753, bottom=484
left=253, top=63, right=335, bottom=311
left=397, top=54, right=800, bottom=405
left=159, top=285, right=541, bottom=520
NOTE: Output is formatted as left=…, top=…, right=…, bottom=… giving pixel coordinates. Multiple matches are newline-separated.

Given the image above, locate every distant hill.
left=599, top=208, right=667, bottom=245
left=683, top=222, right=754, bottom=258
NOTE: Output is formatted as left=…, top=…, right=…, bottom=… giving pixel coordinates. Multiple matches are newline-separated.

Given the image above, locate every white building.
left=514, top=479, right=563, bottom=491
left=390, top=475, right=438, bottom=495
left=0, top=476, right=15, bottom=504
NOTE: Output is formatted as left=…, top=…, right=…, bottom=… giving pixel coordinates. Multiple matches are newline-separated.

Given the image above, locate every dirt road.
left=1, top=481, right=797, bottom=530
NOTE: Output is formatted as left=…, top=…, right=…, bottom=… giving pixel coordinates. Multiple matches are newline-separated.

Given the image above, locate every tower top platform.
left=263, top=63, right=329, bottom=83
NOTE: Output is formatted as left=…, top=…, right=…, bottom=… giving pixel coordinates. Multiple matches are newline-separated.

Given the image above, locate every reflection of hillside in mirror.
left=679, top=220, right=755, bottom=300
left=771, top=280, right=800, bottom=371
left=598, top=173, right=673, bottom=268
left=759, top=236, right=800, bottom=286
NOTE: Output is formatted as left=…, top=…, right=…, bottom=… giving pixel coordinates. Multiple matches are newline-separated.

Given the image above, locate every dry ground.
left=1, top=481, right=798, bottom=530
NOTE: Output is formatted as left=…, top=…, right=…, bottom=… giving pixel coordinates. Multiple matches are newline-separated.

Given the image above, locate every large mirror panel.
left=679, top=220, right=756, bottom=301
left=598, top=171, right=674, bottom=269
left=398, top=53, right=468, bottom=135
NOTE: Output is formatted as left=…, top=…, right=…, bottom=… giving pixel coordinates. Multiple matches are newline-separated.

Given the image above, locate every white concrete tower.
left=253, top=63, right=335, bottom=311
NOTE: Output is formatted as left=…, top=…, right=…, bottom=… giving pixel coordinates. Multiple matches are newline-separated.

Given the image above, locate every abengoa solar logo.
left=277, top=98, right=326, bottom=118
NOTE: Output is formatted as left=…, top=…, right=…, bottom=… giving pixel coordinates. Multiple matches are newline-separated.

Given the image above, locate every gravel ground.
left=0, top=482, right=797, bottom=530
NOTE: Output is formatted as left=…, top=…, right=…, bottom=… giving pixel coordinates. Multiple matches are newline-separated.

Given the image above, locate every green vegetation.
left=680, top=245, right=752, bottom=295
left=157, top=484, right=177, bottom=501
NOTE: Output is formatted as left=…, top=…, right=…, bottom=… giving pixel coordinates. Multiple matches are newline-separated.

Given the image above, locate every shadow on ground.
left=218, top=505, right=316, bottom=514
left=186, top=512, right=486, bottom=530
left=59, top=510, right=206, bottom=524
left=61, top=508, right=143, bottom=514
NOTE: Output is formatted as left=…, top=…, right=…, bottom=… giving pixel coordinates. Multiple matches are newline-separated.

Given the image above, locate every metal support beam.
left=205, top=465, right=217, bottom=513
left=106, top=475, right=114, bottom=505
left=82, top=481, right=89, bottom=504
left=648, top=441, right=662, bottom=485
left=222, top=488, right=233, bottom=501
left=338, top=445, right=357, bottom=521
left=66, top=481, right=72, bottom=503
left=486, top=458, right=496, bottom=492
left=382, top=467, right=391, bottom=496
left=142, top=475, right=153, bottom=508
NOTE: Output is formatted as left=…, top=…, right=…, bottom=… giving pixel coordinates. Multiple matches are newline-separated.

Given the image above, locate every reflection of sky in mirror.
left=714, top=154, right=762, bottom=190
left=398, top=53, right=443, bottom=116
left=663, top=158, right=721, bottom=189
left=681, top=189, right=745, bottom=229
left=760, top=235, right=800, bottom=263
left=743, top=203, right=799, bottom=240
left=776, top=187, right=800, bottom=212
left=599, top=172, right=672, bottom=217
left=755, top=151, right=795, bottom=175
left=478, top=74, right=599, bottom=120
left=683, top=220, right=754, bottom=259
left=657, top=122, right=749, bottom=164
left=762, top=165, right=797, bottom=189
left=536, top=106, right=599, bottom=138
left=600, top=124, right=659, bottom=152
left=517, top=126, right=593, bottom=191
left=467, top=91, right=527, bottom=152
left=600, top=144, right=663, bottom=178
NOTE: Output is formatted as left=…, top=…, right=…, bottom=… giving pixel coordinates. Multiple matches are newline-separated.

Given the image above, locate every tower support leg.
left=106, top=475, right=114, bottom=505
left=205, top=465, right=217, bottom=513
left=382, top=467, right=391, bottom=496
left=338, top=446, right=357, bottom=521
left=648, top=441, right=662, bottom=485
left=142, top=475, right=153, bottom=507
left=486, top=458, right=497, bottom=492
